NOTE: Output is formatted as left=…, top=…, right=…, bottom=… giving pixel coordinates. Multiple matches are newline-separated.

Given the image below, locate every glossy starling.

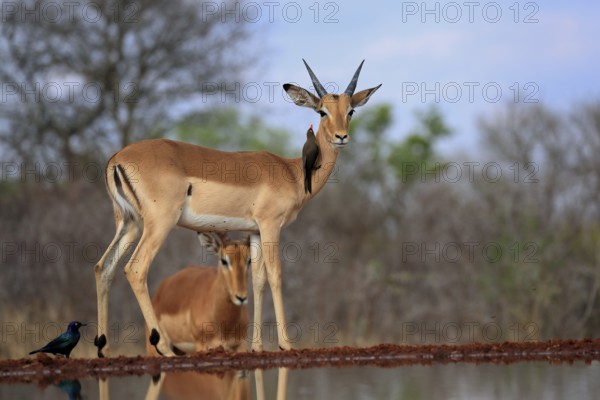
left=29, top=321, right=86, bottom=358
left=302, top=124, right=320, bottom=193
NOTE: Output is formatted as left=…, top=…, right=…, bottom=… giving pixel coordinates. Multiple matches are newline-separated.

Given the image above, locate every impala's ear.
left=284, top=84, right=321, bottom=110
left=351, top=84, right=382, bottom=108
left=197, top=232, right=224, bottom=253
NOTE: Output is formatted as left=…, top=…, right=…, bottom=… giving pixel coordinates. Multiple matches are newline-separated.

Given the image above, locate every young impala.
left=93, top=60, right=381, bottom=356
left=147, top=233, right=250, bottom=355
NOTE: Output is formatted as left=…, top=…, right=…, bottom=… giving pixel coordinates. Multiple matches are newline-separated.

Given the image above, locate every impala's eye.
left=348, top=109, right=355, bottom=117
left=318, top=110, right=327, bottom=118
left=221, top=257, right=229, bottom=267
left=247, top=258, right=251, bottom=269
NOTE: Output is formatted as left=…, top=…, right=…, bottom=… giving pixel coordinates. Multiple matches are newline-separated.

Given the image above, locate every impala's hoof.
left=149, top=329, right=160, bottom=346
left=94, top=334, right=107, bottom=358
left=149, top=329, right=165, bottom=356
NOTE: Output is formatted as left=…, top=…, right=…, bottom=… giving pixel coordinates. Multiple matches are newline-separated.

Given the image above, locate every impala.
left=93, top=60, right=381, bottom=356
left=147, top=233, right=250, bottom=355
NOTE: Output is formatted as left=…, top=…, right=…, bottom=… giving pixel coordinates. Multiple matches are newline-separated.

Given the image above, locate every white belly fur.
left=172, top=342, right=196, bottom=353
left=178, top=205, right=259, bottom=232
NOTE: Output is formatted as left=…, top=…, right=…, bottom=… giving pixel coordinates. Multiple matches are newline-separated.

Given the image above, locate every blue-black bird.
left=29, top=321, right=86, bottom=358
left=302, top=124, right=320, bottom=193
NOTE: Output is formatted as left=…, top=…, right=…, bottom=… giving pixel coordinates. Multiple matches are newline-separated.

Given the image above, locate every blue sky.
left=243, top=1, right=600, bottom=155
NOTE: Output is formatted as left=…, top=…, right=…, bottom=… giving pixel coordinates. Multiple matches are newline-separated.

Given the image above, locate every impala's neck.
left=213, top=271, right=238, bottom=315
left=302, top=127, right=340, bottom=200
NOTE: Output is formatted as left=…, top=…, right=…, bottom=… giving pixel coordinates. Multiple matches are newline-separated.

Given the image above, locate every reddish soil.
left=2, top=339, right=600, bottom=385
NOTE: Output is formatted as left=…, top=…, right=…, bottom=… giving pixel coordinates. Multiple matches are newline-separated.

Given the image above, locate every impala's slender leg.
left=254, top=369, right=265, bottom=400
left=250, top=234, right=267, bottom=351
left=124, top=221, right=177, bottom=357
left=95, top=216, right=140, bottom=357
left=98, top=378, right=110, bottom=400
left=144, top=372, right=165, bottom=400
left=260, top=225, right=291, bottom=351
left=277, top=368, right=289, bottom=400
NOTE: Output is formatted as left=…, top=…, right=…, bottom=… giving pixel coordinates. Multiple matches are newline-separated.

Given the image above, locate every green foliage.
left=174, top=108, right=294, bottom=156
left=387, top=106, right=452, bottom=183
left=349, top=104, right=393, bottom=180
left=351, top=103, right=393, bottom=140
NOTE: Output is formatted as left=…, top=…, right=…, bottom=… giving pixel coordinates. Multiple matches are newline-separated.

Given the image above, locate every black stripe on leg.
left=150, top=328, right=164, bottom=356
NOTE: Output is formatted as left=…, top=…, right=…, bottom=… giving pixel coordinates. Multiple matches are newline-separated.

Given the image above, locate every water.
left=2, top=361, right=598, bottom=399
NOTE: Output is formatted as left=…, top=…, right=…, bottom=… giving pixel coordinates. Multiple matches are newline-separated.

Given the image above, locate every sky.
left=239, top=1, right=600, bottom=156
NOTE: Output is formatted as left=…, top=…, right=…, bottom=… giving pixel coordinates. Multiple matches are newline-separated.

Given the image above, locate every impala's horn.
left=302, top=59, right=327, bottom=98
left=344, top=60, right=365, bottom=97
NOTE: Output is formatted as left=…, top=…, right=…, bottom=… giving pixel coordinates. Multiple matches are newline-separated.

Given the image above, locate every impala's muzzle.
left=333, top=133, right=349, bottom=146
left=233, top=294, right=248, bottom=306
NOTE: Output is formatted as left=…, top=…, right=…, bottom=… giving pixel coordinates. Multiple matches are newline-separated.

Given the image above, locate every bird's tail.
left=29, top=349, right=40, bottom=355
left=304, top=172, right=312, bottom=194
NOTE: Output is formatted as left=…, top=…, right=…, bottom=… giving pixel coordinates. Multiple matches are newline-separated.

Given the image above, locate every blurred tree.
left=387, top=106, right=452, bottom=183
left=345, top=103, right=393, bottom=190
left=0, top=0, right=252, bottom=165
left=474, top=103, right=600, bottom=338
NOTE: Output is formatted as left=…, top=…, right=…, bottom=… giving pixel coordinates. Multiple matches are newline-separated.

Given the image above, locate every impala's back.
left=147, top=233, right=251, bottom=355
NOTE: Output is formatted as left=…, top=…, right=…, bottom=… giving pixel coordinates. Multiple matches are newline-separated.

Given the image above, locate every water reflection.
left=95, top=367, right=289, bottom=400
left=143, top=368, right=288, bottom=400
left=255, top=368, right=288, bottom=400
left=2, top=362, right=600, bottom=399
left=145, top=370, right=251, bottom=400
left=55, top=379, right=82, bottom=400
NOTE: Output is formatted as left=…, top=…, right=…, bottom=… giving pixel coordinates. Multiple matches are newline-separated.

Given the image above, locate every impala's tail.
left=105, top=158, right=141, bottom=222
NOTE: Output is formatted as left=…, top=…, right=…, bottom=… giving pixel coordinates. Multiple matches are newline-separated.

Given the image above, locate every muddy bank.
left=1, top=339, right=599, bottom=385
